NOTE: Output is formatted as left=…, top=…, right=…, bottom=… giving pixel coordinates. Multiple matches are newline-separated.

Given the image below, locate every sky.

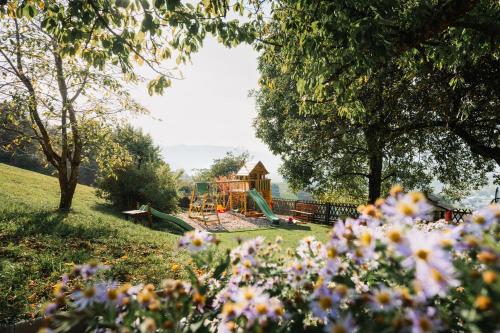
left=128, top=36, right=270, bottom=153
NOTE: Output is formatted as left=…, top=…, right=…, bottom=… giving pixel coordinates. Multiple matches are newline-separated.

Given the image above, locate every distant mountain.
left=160, top=145, right=283, bottom=181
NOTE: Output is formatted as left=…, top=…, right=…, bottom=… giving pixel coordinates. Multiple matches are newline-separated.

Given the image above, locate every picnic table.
left=290, top=202, right=317, bottom=222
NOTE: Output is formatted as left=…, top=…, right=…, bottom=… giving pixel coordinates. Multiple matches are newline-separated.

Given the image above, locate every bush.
left=96, top=162, right=179, bottom=213
left=43, top=189, right=499, bottom=333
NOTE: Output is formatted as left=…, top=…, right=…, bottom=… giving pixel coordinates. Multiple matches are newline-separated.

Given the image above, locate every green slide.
left=139, top=205, right=194, bottom=232
left=248, top=189, right=280, bottom=223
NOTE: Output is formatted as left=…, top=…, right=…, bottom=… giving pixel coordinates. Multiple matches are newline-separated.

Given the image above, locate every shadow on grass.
left=212, top=221, right=317, bottom=234
left=91, top=203, right=185, bottom=236
left=1, top=208, right=119, bottom=242
left=90, top=202, right=124, bottom=218
left=150, top=218, right=185, bottom=235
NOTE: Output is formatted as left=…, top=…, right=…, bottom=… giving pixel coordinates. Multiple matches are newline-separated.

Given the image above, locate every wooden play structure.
left=189, top=161, right=279, bottom=223
left=188, top=182, right=221, bottom=225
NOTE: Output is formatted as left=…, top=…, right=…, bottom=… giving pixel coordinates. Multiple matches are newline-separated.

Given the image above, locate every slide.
left=248, top=189, right=280, bottom=223
left=139, top=205, right=194, bottom=232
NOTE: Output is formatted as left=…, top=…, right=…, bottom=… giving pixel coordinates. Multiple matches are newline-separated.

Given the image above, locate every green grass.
left=0, top=163, right=329, bottom=324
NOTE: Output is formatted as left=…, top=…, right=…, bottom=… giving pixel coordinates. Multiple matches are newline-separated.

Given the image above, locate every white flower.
left=403, top=229, right=458, bottom=297
left=382, top=192, right=433, bottom=223
left=178, top=229, right=214, bottom=252
left=369, top=286, right=402, bottom=311
left=139, top=317, right=157, bottom=333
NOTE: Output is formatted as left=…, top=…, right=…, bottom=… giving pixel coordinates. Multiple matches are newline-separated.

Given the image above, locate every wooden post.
left=147, top=203, right=153, bottom=228
left=325, top=203, right=331, bottom=225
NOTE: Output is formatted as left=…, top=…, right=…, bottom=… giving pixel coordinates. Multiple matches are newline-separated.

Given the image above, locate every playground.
left=126, top=161, right=286, bottom=233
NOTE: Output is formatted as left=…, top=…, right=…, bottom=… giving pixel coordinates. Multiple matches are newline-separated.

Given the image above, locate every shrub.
left=42, top=189, right=498, bottom=332
left=96, top=163, right=179, bottom=213
left=95, top=125, right=179, bottom=213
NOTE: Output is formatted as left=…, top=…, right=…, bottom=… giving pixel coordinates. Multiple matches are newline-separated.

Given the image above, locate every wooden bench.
left=291, top=202, right=317, bottom=222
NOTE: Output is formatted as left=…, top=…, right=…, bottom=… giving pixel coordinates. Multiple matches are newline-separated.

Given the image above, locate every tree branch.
left=397, top=0, right=481, bottom=52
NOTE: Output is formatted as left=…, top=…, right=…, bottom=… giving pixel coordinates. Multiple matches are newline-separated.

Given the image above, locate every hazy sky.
left=129, top=36, right=270, bottom=153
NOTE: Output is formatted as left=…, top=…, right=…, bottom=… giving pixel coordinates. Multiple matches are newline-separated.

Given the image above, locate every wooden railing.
left=272, top=198, right=473, bottom=225
left=214, top=179, right=271, bottom=191
left=254, top=179, right=271, bottom=192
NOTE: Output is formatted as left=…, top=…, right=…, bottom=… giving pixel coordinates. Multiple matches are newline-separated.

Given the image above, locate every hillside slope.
left=0, top=163, right=187, bottom=324
left=0, top=163, right=330, bottom=324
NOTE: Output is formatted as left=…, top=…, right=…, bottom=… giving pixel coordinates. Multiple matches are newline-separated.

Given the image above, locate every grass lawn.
left=0, top=163, right=329, bottom=324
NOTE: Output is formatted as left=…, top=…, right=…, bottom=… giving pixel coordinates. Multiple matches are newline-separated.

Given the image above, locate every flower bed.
left=41, top=188, right=499, bottom=332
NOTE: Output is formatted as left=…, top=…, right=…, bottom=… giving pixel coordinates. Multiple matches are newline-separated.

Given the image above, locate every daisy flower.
left=406, top=308, right=441, bottom=333
left=178, top=229, right=215, bottom=253
left=324, top=314, right=358, bottom=333
left=382, top=191, right=433, bottom=223
left=71, top=284, right=104, bottom=310
left=369, top=286, right=402, bottom=311
left=311, top=283, right=342, bottom=322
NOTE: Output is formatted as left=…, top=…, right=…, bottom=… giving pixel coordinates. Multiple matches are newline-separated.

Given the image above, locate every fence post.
left=325, top=203, right=331, bottom=225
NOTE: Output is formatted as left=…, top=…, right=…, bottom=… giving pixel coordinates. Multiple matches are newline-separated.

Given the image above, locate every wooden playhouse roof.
left=426, top=192, right=458, bottom=210
left=236, top=161, right=269, bottom=176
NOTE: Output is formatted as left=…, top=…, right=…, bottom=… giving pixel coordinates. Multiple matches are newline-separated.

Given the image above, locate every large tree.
left=0, top=0, right=254, bottom=210
left=248, top=0, right=499, bottom=165
left=254, top=57, right=492, bottom=202
left=0, top=15, right=146, bottom=210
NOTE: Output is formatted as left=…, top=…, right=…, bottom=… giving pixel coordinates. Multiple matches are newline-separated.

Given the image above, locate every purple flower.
left=324, top=314, right=358, bottom=333
left=406, top=308, right=441, bottom=333
left=178, top=229, right=214, bottom=252
left=369, top=286, right=402, bottom=311
left=382, top=192, right=433, bottom=223
left=310, top=282, right=342, bottom=322
left=73, top=263, right=109, bottom=280
left=403, top=229, right=458, bottom=297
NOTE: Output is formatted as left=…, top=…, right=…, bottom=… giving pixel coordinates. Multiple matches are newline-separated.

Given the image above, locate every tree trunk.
left=367, top=151, right=383, bottom=204
left=366, top=128, right=384, bottom=204
left=58, top=164, right=79, bottom=211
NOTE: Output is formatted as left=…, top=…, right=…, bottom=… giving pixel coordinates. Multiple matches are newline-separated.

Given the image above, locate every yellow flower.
left=255, top=303, right=269, bottom=315
left=390, top=184, right=403, bottom=197
left=415, top=249, right=430, bottom=261
left=477, top=251, right=496, bottom=264
left=482, top=270, right=496, bottom=284
left=192, top=291, right=205, bottom=306
left=408, top=192, right=425, bottom=203
left=375, top=291, right=391, bottom=305
left=474, top=295, right=492, bottom=310
left=387, top=229, right=402, bottom=243
left=360, top=231, right=373, bottom=246
left=396, top=202, right=416, bottom=217
left=318, top=296, right=333, bottom=310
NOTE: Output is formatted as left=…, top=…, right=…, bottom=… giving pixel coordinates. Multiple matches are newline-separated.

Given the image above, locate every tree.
left=0, top=15, right=146, bottom=210
left=247, top=0, right=499, bottom=165
left=96, top=125, right=179, bottom=212
left=0, top=0, right=256, bottom=211
left=408, top=56, right=500, bottom=167
left=254, top=57, right=492, bottom=202
left=193, top=151, right=249, bottom=181
left=209, top=151, right=249, bottom=178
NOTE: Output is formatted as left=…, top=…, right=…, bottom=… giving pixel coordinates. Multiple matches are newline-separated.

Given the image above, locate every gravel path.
left=175, top=211, right=452, bottom=233
left=176, top=211, right=290, bottom=232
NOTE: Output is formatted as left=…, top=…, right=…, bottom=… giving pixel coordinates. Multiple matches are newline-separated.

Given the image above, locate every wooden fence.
left=451, top=209, right=472, bottom=223
left=180, top=196, right=472, bottom=224
left=272, top=198, right=359, bottom=225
